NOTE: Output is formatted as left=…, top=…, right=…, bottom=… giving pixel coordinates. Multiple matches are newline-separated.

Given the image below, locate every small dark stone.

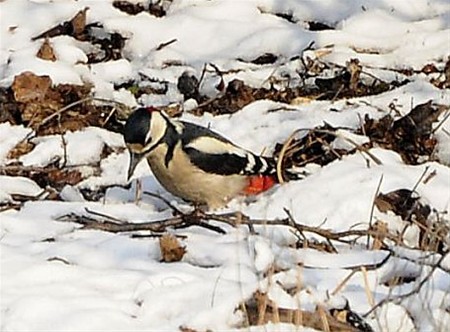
left=177, top=72, right=199, bottom=100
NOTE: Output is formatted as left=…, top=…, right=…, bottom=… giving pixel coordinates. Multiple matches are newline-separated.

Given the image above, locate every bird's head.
left=123, top=107, right=169, bottom=181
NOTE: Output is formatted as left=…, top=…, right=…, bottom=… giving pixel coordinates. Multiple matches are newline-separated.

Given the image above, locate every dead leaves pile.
left=362, top=101, right=447, bottom=164
left=3, top=71, right=124, bottom=137
left=32, top=7, right=126, bottom=64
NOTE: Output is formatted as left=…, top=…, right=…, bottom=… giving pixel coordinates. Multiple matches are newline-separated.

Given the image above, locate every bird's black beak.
left=127, top=151, right=144, bottom=182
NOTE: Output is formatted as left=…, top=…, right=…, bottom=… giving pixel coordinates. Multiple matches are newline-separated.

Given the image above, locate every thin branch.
left=363, top=252, right=447, bottom=317
left=24, top=97, right=129, bottom=141
left=84, top=207, right=124, bottom=223
left=143, top=191, right=184, bottom=215
left=57, top=212, right=184, bottom=233
left=367, top=175, right=383, bottom=249
left=155, top=38, right=177, bottom=51
left=431, top=108, right=450, bottom=134
left=276, top=129, right=306, bottom=183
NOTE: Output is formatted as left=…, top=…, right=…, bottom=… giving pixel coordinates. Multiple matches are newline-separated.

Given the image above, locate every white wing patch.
left=187, top=136, right=246, bottom=156
left=245, top=154, right=256, bottom=172
left=259, top=157, right=268, bottom=173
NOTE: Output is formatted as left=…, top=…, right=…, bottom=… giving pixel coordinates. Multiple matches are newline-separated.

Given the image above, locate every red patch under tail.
left=243, top=175, right=277, bottom=195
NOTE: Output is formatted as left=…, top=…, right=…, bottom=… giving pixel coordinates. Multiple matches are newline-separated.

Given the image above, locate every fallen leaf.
left=159, top=233, right=186, bottom=262
left=12, top=71, right=52, bottom=103
left=71, top=7, right=89, bottom=37
left=36, top=38, right=57, bottom=61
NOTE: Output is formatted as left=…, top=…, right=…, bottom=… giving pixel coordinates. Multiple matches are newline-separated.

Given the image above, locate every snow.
left=0, top=176, right=43, bottom=203
left=0, top=123, right=31, bottom=164
left=1, top=0, right=450, bottom=331
left=20, top=127, right=124, bottom=167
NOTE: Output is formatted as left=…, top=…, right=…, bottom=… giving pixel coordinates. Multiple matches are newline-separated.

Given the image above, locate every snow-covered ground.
left=1, top=1, right=450, bottom=331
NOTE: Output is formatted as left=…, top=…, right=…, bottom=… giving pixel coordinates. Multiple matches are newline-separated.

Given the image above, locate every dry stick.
left=367, top=174, right=383, bottom=249
left=58, top=213, right=184, bottom=233
left=197, top=63, right=208, bottom=89
left=312, top=128, right=382, bottom=165
left=431, top=108, right=450, bottom=134
left=398, top=166, right=430, bottom=242
left=59, top=207, right=401, bottom=245
left=84, top=205, right=226, bottom=234
left=331, top=269, right=359, bottom=296
left=278, top=127, right=383, bottom=177
left=316, top=136, right=342, bottom=160
left=101, top=106, right=117, bottom=127
left=411, top=166, right=430, bottom=194
left=363, top=252, right=447, bottom=318
left=143, top=191, right=184, bottom=215
left=134, top=178, right=143, bottom=205
left=361, top=266, right=375, bottom=308
left=330, top=84, right=345, bottom=103
left=25, top=97, right=129, bottom=140
left=155, top=38, right=177, bottom=51
left=317, top=305, right=331, bottom=332
left=276, top=129, right=306, bottom=183
left=84, top=207, right=124, bottom=223
left=59, top=133, right=68, bottom=169
left=318, top=59, right=391, bottom=86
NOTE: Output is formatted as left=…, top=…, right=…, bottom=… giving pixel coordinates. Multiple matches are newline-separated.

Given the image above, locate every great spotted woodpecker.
left=123, top=107, right=278, bottom=208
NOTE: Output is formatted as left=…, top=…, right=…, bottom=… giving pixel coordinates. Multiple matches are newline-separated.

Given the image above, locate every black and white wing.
left=180, top=122, right=274, bottom=176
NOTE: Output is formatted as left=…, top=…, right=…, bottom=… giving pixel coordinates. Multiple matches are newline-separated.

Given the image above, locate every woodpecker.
left=123, top=107, right=278, bottom=209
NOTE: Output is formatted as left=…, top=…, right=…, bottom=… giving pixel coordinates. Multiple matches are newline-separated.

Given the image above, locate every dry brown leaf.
left=314, top=48, right=333, bottom=58
left=371, top=221, right=388, bottom=250
left=48, top=169, right=83, bottom=186
left=346, top=58, right=361, bottom=92
left=290, top=96, right=314, bottom=105
left=36, top=38, right=57, bottom=61
left=112, top=1, right=145, bottom=15
left=12, top=71, right=52, bottom=103
left=7, top=141, right=34, bottom=160
left=71, top=7, right=89, bottom=37
left=159, top=233, right=186, bottom=262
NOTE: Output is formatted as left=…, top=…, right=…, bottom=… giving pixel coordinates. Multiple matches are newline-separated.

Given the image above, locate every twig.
left=197, top=63, right=208, bottom=89
left=143, top=191, right=184, bottom=215
left=411, top=166, right=429, bottom=194
left=367, top=175, right=383, bottom=249
left=57, top=207, right=403, bottom=246
left=101, top=107, right=117, bottom=127
left=276, top=129, right=306, bottom=183
left=312, top=129, right=382, bottom=165
left=24, top=97, right=129, bottom=141
left=431, top=108, right=450, bottom=134
left=330, top=84, right=345, bottom=103
left=59, top=133, right=68, bottom=169
left=331, top=269, right=359, bottom=296
left=361, top=266, right=375, bottom=308
left=84, top=207, right=124, bottom=223
left=155, top=38, right=177, bottom=51
left=57, top=212, right=184, bottom=233
left=363, top=252, right=447, bottom=317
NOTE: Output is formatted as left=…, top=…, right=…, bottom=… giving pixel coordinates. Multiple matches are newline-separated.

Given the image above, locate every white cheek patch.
left=145, top=128, right=153, bottom=145
left=148, top=112, right=167, bottom=146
